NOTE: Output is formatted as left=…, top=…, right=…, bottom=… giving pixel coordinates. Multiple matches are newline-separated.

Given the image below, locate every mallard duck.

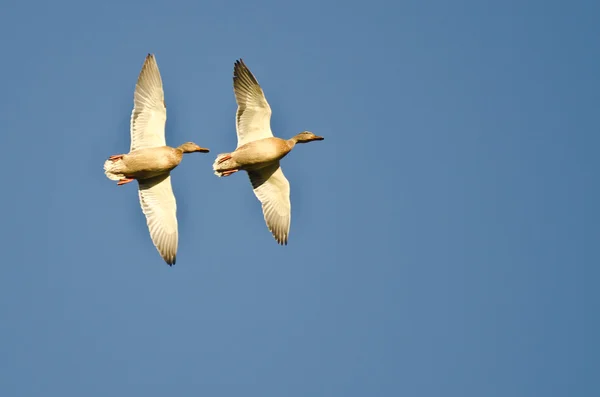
left=213, top=59, right=323, bottom=245
left=104, top=54, right=210, bottom=265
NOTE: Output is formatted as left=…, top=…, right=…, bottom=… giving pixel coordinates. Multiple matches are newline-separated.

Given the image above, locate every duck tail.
left=213, top=153, right=234, bottom=177
left=103, top=158, right=126, bottom=181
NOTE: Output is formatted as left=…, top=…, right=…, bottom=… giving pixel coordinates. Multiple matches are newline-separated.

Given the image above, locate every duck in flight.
left=104, top=54, right=210, bottom=265
left=213, top=59, right=323, bottom=245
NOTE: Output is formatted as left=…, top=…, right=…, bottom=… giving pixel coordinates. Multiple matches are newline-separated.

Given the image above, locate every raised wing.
left=248, top=162, right=291, bottom=245
left=138, top=173, right=178, bottom=265
left=130, top=54, right=167, bottom=151
left=233, top=59, right=273, bottom=148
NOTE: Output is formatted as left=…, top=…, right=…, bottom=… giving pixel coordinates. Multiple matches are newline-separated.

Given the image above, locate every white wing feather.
left=248, top=163, right=291, bottom=245
left=233, top=60, right=273, bottom=148
left=130, top=54, right=167, bottom=151
left=138, top=174, right=178, bottom=265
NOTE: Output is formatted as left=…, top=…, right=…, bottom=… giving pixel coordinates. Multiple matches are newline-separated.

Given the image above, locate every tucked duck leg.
left=221, top=169, right=238, bottom=177
left=109, top=154, right=125, bottom=162
left=117, top=178, right=135, bottom=186
left=217, top=154, right=232, bottom=164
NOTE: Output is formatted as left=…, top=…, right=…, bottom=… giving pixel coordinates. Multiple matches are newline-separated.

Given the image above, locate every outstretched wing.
left=138, top=173, right=178, bottom=265
left=233, top=59, right=273, bottom=148
left=130, top=54, right=167, bottom=151
left=248, top=162, right=291, bottom=245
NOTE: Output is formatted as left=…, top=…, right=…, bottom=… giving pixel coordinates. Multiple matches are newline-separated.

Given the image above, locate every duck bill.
left=313, top=136, right=324, bottom=141
left=196, top=147, right=210, bottom=153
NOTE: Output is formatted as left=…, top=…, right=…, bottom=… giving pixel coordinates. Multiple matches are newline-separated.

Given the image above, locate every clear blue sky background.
left=0, top=0, right=597, bottom=396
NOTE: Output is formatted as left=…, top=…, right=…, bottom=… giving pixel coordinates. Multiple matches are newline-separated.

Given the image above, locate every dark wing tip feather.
left=233, top=58, right=245, bottom=74
left=272, top=224, right=288, bottom=245
left=233, top=58, right=260, bottom=87
left=164, top=254, right=176, bottom=266
left=142, top=54, right=156, bottom=70
left=138, top=53, right=159, bottom=83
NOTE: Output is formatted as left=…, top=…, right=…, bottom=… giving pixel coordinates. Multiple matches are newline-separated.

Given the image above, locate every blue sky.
left=0, top=0, right=597, bottom=396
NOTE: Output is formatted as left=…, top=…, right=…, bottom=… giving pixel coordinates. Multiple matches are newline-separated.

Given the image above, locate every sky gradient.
left=0, top=0, right=597, bottom=396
